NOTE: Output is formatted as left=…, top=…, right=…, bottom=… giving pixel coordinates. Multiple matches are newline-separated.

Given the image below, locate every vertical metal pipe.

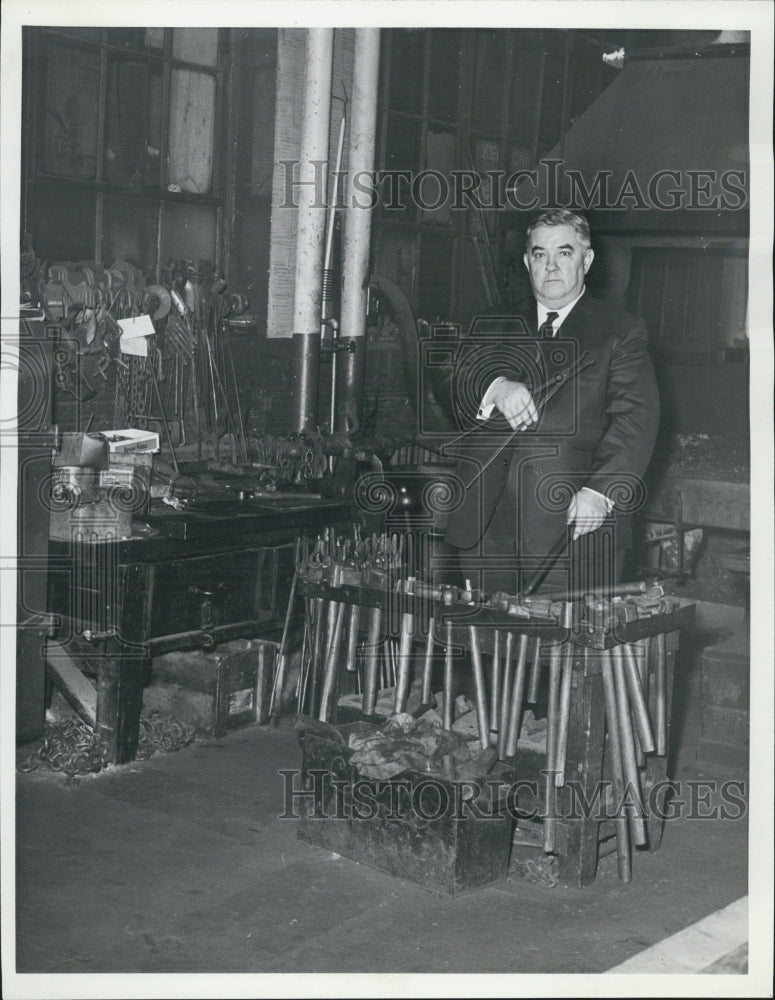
left=336, top=28, right=381, bottom=431
left=290, top=29, right=335, bottom=433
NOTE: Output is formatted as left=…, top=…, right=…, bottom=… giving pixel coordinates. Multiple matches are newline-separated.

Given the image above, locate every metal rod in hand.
left=362, top=605, right=382, bottom=715
left=443, top=620, right=454, bottom=730
left=601, top=648, right=632, bottom=882
left=498, top=631, right=515, bottom=759
left=655, top=632, right=667, bottom=756
left=505, top=632, right=530, bottom=757
left=611, top=644, right=648, bottom=847
left=421, top=617, right=435, bottom=704
left=468, top=626, right=490, bottom=751
left=522, top=528, right=572, bottom=596
left=543, top=638, right=563, bottom=853
left=319, top=601, right=345, bottom=722
left=394, top=612, right=414, bottom=713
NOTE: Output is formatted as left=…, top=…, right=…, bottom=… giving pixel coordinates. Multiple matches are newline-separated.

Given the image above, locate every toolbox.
left=145, top=638, right=277, bottom=736
left=297, top=721, right=517, bottom=896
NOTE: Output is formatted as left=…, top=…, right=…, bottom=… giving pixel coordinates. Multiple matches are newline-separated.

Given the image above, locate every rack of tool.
left=281, top=527, right=695, bottom=885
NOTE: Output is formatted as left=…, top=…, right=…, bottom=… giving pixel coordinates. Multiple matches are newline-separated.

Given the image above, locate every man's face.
left=523, top=223, right=594, bottom=309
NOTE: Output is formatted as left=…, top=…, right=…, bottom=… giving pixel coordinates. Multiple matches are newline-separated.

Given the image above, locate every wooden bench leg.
left=97, top=645, right=148, bottom=765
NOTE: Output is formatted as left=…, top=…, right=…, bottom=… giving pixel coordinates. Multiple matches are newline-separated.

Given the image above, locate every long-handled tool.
left=498, top=631, right=515, bottom=758
left=362, top=605, right=382, bottom=715
left=421, top=617, right=435, bottom=705
left=554, top=604, right=575, bottom=787
left=600, top=647, right=631, bottom=882
left=319, top=601, right=345, bottom=722
left=611, top=644, right=648, bottom=848
left=527, top=634, right=542, bottom=703
left=543, top=637, right=563, bottom=853
left=443, top=621, right=454, bottom=730
left=468, top=626, right=490, bottom=750
left=504, top=632, right=530, bottom=758
left=489, top=630, right=502, bottom=744
left=654, top=632, right=667, bottom=755
left=394, top=612, right=414, bottom=713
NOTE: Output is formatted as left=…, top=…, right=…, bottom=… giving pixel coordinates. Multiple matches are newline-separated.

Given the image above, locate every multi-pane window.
left=24, top=27, right=226, bottom=276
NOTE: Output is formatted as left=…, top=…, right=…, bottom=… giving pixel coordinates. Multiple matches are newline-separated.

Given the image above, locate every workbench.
left=47, top=497, right=352, bottom=763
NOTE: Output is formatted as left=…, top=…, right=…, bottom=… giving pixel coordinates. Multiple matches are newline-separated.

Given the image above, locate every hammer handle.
left=611, top=645, right=648, bottom=847
left=601, top=648, right=632, bottom=882
left=623, top=642, right=655, bottom=754
left=468, top=626, right=490, bottom=751
left=443, top=620, right=454, bottom=730
left=505, top=632, right=530, bottom=758
left=362, top=605, right=382, bottom=715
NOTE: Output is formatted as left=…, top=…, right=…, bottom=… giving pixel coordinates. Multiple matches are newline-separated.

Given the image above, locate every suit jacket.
left=431, top=294, right=660, bottom=558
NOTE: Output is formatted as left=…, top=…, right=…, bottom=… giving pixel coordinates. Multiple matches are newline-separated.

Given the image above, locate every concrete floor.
left=11, top=611, right=757, bottom=986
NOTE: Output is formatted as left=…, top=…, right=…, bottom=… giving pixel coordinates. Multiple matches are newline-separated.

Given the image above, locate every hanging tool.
left=600, top=647, right=631, bottom=882
left=504, top=632, right=530, bottom=758
left=467, top=626, right=490, bottom=751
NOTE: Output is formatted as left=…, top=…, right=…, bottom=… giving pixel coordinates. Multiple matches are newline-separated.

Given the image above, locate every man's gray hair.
left=526, top=209, right=591, bottom=250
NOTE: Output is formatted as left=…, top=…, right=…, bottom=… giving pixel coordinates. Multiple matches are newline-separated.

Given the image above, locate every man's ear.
left=583, top=248, right=595, bottom=274
left=523, top=253, right=530, bottom=272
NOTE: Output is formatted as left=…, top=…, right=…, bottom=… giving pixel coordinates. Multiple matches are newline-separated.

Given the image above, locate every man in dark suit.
left=432, top=209, right=659, bottom=594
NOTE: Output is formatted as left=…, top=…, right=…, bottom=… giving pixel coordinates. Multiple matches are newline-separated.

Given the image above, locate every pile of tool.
left=274, top=527, right=692, bottom=881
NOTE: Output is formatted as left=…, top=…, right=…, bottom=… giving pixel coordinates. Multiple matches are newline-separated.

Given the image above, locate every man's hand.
left=567, top=489, right=609, bottom=540
left=490, top=379, right=538, bottom=431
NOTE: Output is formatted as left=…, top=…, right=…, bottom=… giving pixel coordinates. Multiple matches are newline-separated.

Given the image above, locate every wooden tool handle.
left=362, top=605, right=382, bottom=715
left=601, top=648, right=631, bottom=882
left=443, top=620, right=454, bottom=730
left=498, top=631, right=516, bottom=759
left=623, top=642, right=655, bottom=754
left=611, top=645, right=647, bottom=847
left=468, top=626, right=490, bottom=751
left=394, top=612, right=414, bottom=713
left=505, top=632, right=529, bottom=758
left=319, top=601, right=345, bottom=723
left=421, top=617, right=435, bottom=705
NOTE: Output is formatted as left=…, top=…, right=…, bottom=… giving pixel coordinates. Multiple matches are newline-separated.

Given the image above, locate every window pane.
left=162, top=202, right=217, bottom=264
left=106, top=28, right=156, bottom=52
left=105, top=56, right=163, bottom=188
left=29, top=187, right=95, bottom=261
left=472, top=31, right=507, bottom=133
left=172, top=28, right=218, bottom=67
left=167, top=69, right=216, bottom=194
left=41, top=43, right=100, bottom=179
left=428, top=30, right=461, bottom=123
left=387, top=29, right=425, bottom=113
left=103, top=196, right=159, bottom=272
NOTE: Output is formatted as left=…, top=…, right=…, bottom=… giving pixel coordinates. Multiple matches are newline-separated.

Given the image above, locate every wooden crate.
left=146, top=638, right=277, bottom=737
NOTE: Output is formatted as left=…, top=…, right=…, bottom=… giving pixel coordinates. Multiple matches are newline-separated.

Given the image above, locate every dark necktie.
left=538, top=311, right=559, bottom=338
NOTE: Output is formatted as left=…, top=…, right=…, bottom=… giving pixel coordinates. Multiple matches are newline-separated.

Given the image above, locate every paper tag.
left=118, top=314, right=155, bottom=357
